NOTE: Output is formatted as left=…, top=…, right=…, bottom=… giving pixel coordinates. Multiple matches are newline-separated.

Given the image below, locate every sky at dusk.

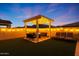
left=0, top=3, right=79, bottom=27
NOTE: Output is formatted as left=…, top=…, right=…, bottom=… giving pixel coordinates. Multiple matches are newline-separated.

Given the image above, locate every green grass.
left=0, top=38, right=77, bottom=56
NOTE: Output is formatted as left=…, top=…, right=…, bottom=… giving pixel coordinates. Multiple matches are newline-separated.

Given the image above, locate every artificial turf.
left=0, top=38, right=77, bottom=56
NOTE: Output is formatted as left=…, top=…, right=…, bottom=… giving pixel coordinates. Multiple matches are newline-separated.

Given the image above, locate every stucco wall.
left=0, top=28, right=26, bottom=40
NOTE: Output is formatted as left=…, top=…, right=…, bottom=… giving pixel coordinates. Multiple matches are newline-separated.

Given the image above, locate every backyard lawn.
left=0, top=38, right=77, bottom=56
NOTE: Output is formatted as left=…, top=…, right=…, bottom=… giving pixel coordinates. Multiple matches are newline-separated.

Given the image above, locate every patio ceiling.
left=23, top=15, right=54, bottom=24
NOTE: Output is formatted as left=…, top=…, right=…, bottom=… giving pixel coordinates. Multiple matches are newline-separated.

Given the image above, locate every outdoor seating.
left=39, top=33, right=47, bottom=37
left=26, top=32, right=47, bottom=39
left=27, top=33, right=36, bottom=38
left=56, top=32, right=61, bottom=37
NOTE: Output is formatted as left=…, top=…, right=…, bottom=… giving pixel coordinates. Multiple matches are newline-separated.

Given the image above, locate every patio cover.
left=23, top=15, right=54, bottom=41
left=24, top=15, right=54, bottom=24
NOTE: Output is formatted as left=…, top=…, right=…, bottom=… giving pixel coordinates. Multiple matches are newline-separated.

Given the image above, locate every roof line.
left=23, top=15, right=54, bottom=22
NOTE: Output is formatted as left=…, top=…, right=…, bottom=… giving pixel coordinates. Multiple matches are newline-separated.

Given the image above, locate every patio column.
left=24, top=22, right=27, bottom=39
left=8, top=24, right=11, bottom=28
left=36, top=19, right=39, bottom=41
left=49, top=20, right=51, bottom=38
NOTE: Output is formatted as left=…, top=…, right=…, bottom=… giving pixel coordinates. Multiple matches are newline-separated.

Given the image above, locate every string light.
left=1, top=29, right=6, bottom=31
left=64, top=29, right=68, bottom=31
left=56, top=28, right=60, bottom=31
left=12, top=29, right=15, bottom=31
left=8, top=29, right=12, bottom=32
left=70, top=29, right=74, bottom=32
left=17, top=29, right=20, bottom=31
left=76, top=29, right=79, bottom=32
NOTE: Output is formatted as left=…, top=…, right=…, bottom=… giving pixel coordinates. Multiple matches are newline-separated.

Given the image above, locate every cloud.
left=9, top=4, right=45, bottom=19
left=0, top=13, right=6, bottom=16
left=46, top=9, right=56, bottom=14
left=15, top=16, right=26, bottom=18
left=14, top=7, right=33, bottom=19
left=10, top=4, right=43, bottom=18
left=0, top=14, right=3, bottom=16
left=22, top=7, right=32, bottom=18
left=48, top=3, right=59, bottom=9
left=0, top=13, right=11, bottom=20
left=33, top=5, right=43, bottom=16
left=10, top=4, right=22, bottom=13
left=45, top=4, right=59, bottom=14
left=14, top=5, right=43, bottom=19
left=53, top=6, right=79, bottom=26
left=55, top=6, right=77, bottom=19
left=9, top=4, right=33, bottom=19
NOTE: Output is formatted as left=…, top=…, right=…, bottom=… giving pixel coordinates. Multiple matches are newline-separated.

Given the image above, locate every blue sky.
left=0, top=3, right=79, bottom=27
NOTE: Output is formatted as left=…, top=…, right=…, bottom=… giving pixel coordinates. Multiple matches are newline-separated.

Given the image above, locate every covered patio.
left=23, top=15, right=54, bottom=43
left=0, top=19, right=12, bottom=28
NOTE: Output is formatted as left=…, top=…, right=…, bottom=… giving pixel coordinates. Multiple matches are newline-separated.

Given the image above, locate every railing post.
left=49, top=20, right=51, bottom=39
left=36, top=19, right=39, bottom=42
